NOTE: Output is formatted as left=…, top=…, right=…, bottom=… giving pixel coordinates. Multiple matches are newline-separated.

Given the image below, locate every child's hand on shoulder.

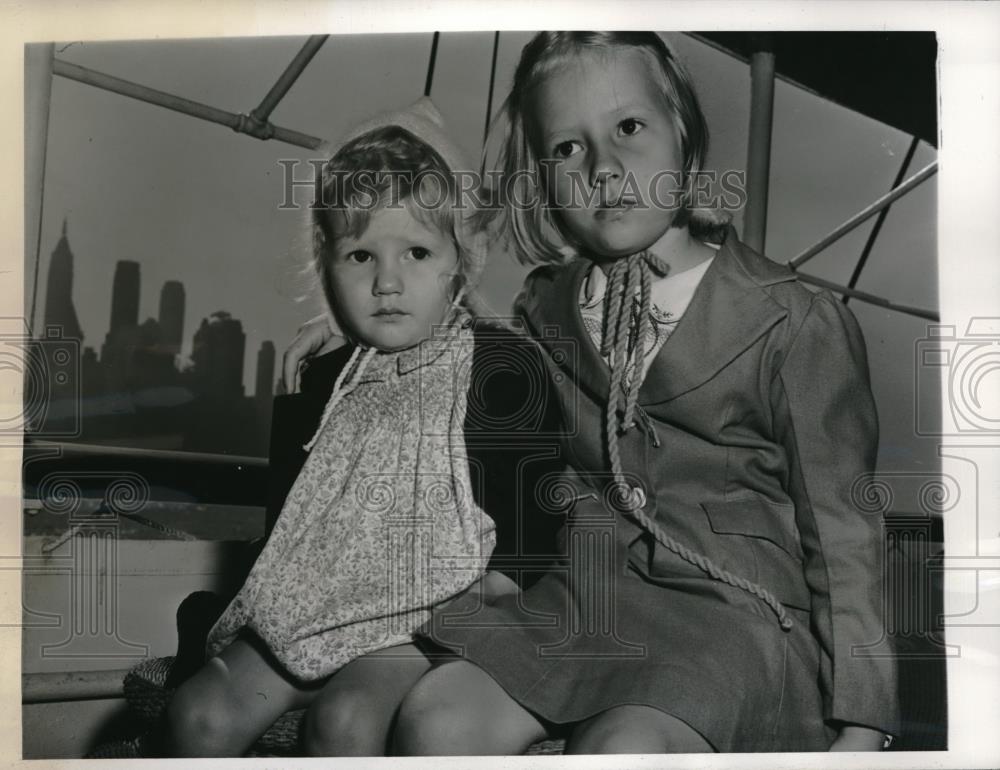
left=281, top=313, right=344, bottom=394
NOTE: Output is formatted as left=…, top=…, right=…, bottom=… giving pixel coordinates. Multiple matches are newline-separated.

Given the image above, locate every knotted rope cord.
left=303, top=345, right=378, bottom=452
left=600, top=251, right=793, bottom=632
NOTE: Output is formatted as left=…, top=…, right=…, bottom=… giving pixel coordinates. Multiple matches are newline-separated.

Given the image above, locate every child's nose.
left=589, top=145, right=623, bottom=190
left=373, top=264, right=403, bottom=295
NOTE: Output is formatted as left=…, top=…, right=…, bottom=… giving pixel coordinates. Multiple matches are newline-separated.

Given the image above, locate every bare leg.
left=394, top=659, right=549, bottom=755
left=565, top=705, right=713, bottom=754
left=302, top=643, right=431, bottom=756
left=165, top=634, right=323, bottom=757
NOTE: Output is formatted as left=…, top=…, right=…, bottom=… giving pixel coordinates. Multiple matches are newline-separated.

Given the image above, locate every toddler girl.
left=165, top=98, right=560, bottom=757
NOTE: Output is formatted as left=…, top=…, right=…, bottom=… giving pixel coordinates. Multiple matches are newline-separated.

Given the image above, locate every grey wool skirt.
left=420, top=531, right=832, bottom=753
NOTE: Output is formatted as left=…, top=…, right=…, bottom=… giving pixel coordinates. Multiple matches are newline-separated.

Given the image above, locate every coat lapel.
left=524, top=259, right=611, bottom=404
left=638, top=228, right=796, bottom=406
left=523, top=228, right=797, bottom=408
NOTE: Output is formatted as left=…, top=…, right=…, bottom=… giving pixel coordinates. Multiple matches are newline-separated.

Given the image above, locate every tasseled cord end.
left=302, top=346, right=378, bottom=453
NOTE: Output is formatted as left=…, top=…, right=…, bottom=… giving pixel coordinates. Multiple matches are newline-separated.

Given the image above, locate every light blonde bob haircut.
left=492, top=32, right=722, bottom=265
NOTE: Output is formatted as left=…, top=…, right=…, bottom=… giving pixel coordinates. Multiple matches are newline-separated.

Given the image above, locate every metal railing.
left=27, top=438, right=267, bottom=468
left=35, top=33, right=941, bottom=332
left=23, top=669, right=127, bottom=704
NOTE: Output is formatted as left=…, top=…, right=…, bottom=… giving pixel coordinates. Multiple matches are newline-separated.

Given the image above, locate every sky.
left=30, top=31, right=939, bottom=472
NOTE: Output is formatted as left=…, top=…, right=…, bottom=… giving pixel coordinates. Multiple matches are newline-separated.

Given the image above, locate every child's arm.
left=773, top=291, right=899, bottom=747
left=465, top=322, right=566, bottom=589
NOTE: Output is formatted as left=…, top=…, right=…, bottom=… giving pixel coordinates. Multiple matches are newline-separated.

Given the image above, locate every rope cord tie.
left=601, top=251, right=793, bottom=632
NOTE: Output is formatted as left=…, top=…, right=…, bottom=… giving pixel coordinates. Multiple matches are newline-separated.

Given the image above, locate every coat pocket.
left=701, top=496, right=803, bottom=560
left=700, top=496, right=811, bottom=610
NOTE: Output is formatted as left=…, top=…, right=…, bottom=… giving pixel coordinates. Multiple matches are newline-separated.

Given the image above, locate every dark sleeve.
left=465, top=323, right=565, bottom=589
left=265, top=344, right=355, bottom=535
left=773, top=292, right=899, bottom=736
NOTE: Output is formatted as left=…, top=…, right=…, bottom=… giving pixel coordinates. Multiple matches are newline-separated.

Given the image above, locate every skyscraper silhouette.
left=158, top=281, right=185, bottom=356
left=255, top=340, right=276, bottom=403
left=108, top=261, right=140, bottom=335
left=101, top=260, right=142, bottom=394
left=191, top=311, right=246, bottom=401
left=43, top=218, right=84, bottom=342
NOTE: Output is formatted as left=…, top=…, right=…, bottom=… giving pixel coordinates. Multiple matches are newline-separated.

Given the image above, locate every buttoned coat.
left=426, top=228, right=900, bottom=750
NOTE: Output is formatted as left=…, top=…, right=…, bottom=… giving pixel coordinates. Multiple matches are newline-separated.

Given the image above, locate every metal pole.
left=788, top=160, right=938, bottom=269
left=794, top=271, right=939, bottom=322
left=25, top=43, right=55, bottom=336
left=480, top=31, right=501, bottom=176
left=744, top=36, right=775, bottom=253
left=483, top=32, right=500, bottom=147
left=424, top=32, right=440, bottom=97
left=22, top=668, right=128, bottom=703
left=52, top=59, right=323, bottom=150
left=27, top=438, right=268, bottom=468
left=843, top=135, right=920, bottom=304
left=250, top=35, right=328, bottom=124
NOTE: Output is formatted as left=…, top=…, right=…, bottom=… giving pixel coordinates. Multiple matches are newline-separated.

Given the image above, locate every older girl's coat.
left=424, top=228, right=899, bottom=751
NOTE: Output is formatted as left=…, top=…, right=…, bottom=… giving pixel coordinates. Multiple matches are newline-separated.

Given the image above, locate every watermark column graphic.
left=850, top=472, right=958, bottom=658
left=31, top=471, right=149, bottom=660
left=2, top=315, right=80, bottom=625
left=356, top=470, right=491, bottom=644
left=537, top=472, right=645, bottom=660
left=359, top=471, right=436, bottom=642
left=914, top=318, right=1000, bottom=636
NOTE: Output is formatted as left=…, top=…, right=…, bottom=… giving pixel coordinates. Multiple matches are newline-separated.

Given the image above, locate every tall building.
left=252, top=340, right=277, bottom=456
left=190, top=311, right=246, bottom=401
left=100, top=260, right=141, bottom=394
left=158, top=281, right=185, bottom=356
left=43, top=218, right=84, bottom=342
left=108, top=260, right=140, bottom=335
left=255, top=340, right=276, bottom=403
left=132, top=317, right=180, bottom=391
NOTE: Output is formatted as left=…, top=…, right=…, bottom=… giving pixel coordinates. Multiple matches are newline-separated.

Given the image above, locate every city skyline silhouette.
left=41, top=216, right=276, bottom=456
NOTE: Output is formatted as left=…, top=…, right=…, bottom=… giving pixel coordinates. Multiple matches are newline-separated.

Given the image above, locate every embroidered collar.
left=579, top=250, right=718, bottom=322
left=396, top=311, right=473, bottom=376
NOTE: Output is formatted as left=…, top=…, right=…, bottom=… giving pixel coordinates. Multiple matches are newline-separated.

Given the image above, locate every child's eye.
left=618, top=118, right=644, bottom=137
left=408, top=246, right=432, bottom=261
left=553, top=140, right=583, bottom=159
left=345, top=250, right=373, bottom=264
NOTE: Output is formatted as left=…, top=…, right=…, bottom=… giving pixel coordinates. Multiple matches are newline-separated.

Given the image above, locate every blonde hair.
left=311, top=125, right=484, bottom=330
left=493, top=32, right=723, bottom=265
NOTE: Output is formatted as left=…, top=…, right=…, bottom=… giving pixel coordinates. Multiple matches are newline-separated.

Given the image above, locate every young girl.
left=164, top=98, right=561, bottom=757
left=385, top=32, right=900, bottom=754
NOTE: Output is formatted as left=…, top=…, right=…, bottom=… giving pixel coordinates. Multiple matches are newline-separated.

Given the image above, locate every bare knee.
left=567, top=707, right=712, bottom=755
left=303, top=687, right=384, bottom=756
left=166, top=679, right=242, bottom=757
left=394, top=674, right=473, bottom=756
left=394, top=662, right=545, bottom=756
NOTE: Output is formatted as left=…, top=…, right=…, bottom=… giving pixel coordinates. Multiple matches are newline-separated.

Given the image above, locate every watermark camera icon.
left=0, top=318, right=82, bottom=444
left=915, top=317, right=1000, bottom=436
left=418, top=318, right=578, bottom=439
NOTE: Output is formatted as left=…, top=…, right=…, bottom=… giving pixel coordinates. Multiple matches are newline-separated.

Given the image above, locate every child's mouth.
left=373, top=308, right=409, bottom=319
left=595, top=200, right=636, bottom=220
